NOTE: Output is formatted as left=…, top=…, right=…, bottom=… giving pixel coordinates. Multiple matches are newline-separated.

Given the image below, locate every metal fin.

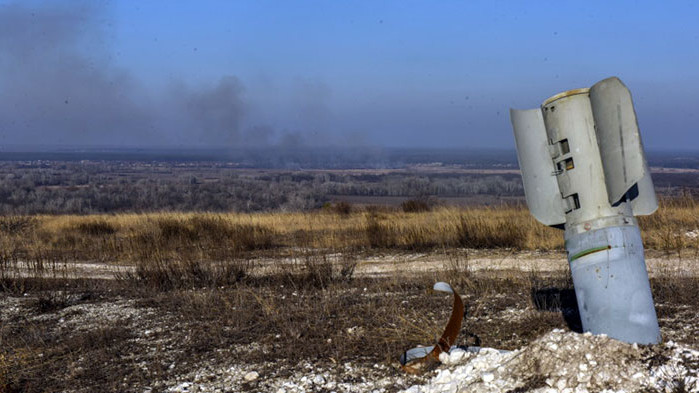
left=589, top=77, right=657, bottom=214
left=510, top=108, right=566, bottom=226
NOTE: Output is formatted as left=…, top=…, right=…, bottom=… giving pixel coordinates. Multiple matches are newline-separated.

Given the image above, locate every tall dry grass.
left=638, top=196, right=699, bottom=254
left=0, top=199, right=697, bottom=271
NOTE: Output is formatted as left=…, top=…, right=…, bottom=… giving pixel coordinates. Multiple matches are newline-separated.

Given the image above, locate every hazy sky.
left=0, top=0, right=697, bottom=149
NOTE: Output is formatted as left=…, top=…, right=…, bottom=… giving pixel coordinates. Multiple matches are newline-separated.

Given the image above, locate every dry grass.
left=0, top=199, right=697, bottom=269
left=639, top=196, right=699, bottom=254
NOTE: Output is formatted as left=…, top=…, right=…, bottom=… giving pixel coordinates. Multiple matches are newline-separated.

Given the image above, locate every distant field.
left=0, top=159, right=697, bottom=214
left=2, top=147, right=699, bottom=169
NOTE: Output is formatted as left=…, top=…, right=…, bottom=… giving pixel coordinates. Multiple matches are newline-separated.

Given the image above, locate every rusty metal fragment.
left=400, top=282, right=464, bottom=374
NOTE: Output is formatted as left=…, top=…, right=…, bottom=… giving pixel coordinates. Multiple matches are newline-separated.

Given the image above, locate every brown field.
left=1, top=197, right=697, bottom=266
left=1, top=198, right=698, bottom=392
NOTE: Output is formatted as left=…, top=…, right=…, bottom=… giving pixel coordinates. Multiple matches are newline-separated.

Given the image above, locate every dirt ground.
left=13, top=249, right=695, bottom=280
left=1, top=250, right=697, bottom=393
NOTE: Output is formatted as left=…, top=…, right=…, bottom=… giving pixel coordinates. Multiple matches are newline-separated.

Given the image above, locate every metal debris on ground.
left=400, top=282, right=464, bottom=374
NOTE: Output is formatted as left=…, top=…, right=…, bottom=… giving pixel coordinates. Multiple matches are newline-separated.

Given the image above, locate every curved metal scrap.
left=400, top=282, right=465, bottom=374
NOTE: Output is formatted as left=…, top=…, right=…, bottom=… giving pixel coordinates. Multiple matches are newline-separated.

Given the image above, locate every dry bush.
left=119, top=256, right=251, bottom=291
left=651, top=274, right=699, bottom=308
left=30, top=291, right=70, bottom=313
left=155, top=216, right=198, bottom=243
left=115, top=216, right=278, bottom=286
left=401, top=198, right=432, bottom=213
left=141, top=215, right=276, bottom=252
left=365, top=214, right=397, bottom=248
left=0, top=243, right=72, bottom=293
left=400, top=226, right=438, bottom=250
left=456, top=214, right=527, bottom=249
left=437, top=248, right=471, bottom=289
left=332, top=201, right=353, bottom=216
left=0, top=216, right=36, bottom=236
left=72, top=219, right=117, bottom=236
left=361, top=207, right=556, bottom=251
left=297, top=251, right=359, bottom=287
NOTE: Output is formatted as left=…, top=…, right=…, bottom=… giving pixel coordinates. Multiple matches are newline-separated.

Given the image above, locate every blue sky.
left=1, top=0, right=698, bottom=149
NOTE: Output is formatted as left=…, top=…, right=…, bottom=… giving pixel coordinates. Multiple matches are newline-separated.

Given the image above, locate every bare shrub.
left=73, top=219, right=117, bottom=236
left=30, top=291, right=70, bottom=313
left=125, top=217, right=276, bottom=266
left=365, top=214, right=396, bottom=248
left=401, top=198, right=431, bottom=213
left=0, top=245, right=21, bottom=281
left=301, top=253, right=334, bottom=288
left=120, top=256, right=251, bottom=291
left=333, top=201, right=352, bottom=216
left=187, top=215, right=229, bottom=241
left=0, top=215, right=36, bottom=235
left=157, top=217, right=198, bottom=243
left=651, top=275, right=699, bottom=307
left=438, top=248, right=471, bottom=288
left=0, top=244, right=71, bottom=293
left=0, top=323, right=136, bottom=393
left=339, top=253, right=359, bottom=282
left=228, top=223, right=276, bottom=251
left=297, top=251, right=359, bottom=288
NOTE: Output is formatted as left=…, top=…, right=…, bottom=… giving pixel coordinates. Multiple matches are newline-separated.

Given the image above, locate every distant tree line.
left=0, top=161, right=527, bottom=214
left=1, top=160, right=694, bottom=214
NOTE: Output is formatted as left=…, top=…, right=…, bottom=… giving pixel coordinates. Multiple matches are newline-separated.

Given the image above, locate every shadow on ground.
left=531, top=287, right=583, bottom=333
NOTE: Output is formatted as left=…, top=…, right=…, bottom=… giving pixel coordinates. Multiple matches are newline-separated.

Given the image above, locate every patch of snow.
left=243, top=371, right=259, bottom=382
left=401, top=330, right=699, bottom=393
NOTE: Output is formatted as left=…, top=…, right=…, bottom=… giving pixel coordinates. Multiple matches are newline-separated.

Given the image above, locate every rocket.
left=510, top=77, right=661, bottom=344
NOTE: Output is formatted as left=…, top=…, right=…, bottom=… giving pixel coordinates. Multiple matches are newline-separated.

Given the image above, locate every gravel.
left=401, top=329, right=698, bottom=393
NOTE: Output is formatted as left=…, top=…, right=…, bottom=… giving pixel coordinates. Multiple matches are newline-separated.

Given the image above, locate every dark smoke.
left=0, top=2, right=157, bottom=146
left=293, top=78, right=333, bottom=140
left=242, top=125, right=275, bottom=146
left=0, top=2, right=353, bottom=149
left=0, top=2, right=250, bottom=148
left=169, top=76, right=247, bottom=146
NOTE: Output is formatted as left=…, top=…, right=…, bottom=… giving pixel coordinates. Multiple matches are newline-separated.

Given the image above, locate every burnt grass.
left=1, top=264, right=698, bottom=393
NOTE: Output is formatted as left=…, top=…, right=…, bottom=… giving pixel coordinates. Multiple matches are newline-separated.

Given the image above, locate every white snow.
left=243, top=371, right=260, bottom=382
left=401, top=329, right=699, bottom=393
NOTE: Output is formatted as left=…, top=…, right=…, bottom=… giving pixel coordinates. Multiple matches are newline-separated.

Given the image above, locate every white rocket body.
left=510, top=77, right=661, bottom=344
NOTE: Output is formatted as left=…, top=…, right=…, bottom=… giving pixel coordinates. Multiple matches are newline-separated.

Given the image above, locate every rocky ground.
left=1, top=251, right=697, bottom=393
left=403, top=330, right=698, bottom=393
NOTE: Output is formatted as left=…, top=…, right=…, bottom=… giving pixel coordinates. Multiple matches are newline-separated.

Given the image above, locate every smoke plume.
left=0, top=2, right=250, bottom=148
left=0, top=2, right=156, bottom=146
